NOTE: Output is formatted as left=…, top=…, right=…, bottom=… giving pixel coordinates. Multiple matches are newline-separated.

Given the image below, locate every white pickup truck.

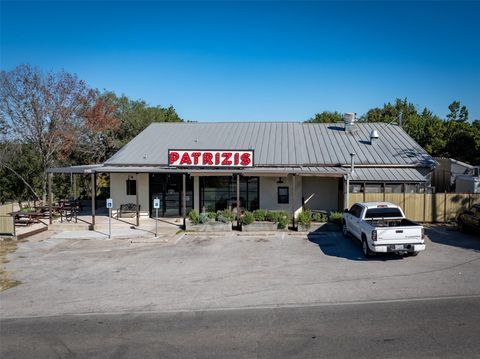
left=342, top=202, right=426, bottom=257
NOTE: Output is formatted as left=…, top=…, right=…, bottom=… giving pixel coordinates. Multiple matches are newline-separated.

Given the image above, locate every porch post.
left=48, top=172, right=53, bottom=225
left=73, top=174, right=77, bottom=200
left=91, top=172, right=96, bottom=230
left=236, top=174, right=240, bottom=227
left=182, top=174, right=187, bottom=229
left=291, top=174, right=296, bottom=228
left=135, top=173, right=139, bottom=227
left=344, top=175, right=350, bottom=210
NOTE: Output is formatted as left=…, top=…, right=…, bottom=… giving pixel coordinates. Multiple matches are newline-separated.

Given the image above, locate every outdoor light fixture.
left=277, top=177, right=284, bottom=184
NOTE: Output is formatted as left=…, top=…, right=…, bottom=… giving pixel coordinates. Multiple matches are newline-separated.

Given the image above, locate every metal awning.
left=349, top=167, right=427, bottom=182
left=47, top=164, right=428, bottom=182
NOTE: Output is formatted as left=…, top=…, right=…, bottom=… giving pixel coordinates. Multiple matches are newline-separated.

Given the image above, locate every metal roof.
left=47, top=164, right=427, bottom=182
left=349, top=167, right=427, bottom=182
left=47, top=164, right=104, bottom=174
left=105, top=122, right=435, bottom=167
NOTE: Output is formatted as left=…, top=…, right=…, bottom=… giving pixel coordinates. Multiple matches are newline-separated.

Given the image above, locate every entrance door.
left=149, top=174, right=193, bottom=217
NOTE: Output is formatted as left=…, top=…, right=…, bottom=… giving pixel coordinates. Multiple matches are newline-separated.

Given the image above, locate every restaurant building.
left=48, top=115, right=436, bottom=226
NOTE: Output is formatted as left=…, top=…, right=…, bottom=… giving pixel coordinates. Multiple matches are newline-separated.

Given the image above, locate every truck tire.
left=362, top=236, right=373, bottom=258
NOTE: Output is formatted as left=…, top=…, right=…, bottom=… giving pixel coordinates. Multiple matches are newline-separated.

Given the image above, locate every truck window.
left=349, top=205, right=362, bottom=218
left=365, top=208, right=403, bottom=218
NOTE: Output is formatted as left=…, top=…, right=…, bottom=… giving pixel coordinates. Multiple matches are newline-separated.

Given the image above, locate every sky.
left=1, top=1, right=479, bottom=122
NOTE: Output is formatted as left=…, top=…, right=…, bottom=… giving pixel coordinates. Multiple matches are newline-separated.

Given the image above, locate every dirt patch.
left=255, top=237, right=269, bottom=242
left=0, top=239, right=22, bottom=291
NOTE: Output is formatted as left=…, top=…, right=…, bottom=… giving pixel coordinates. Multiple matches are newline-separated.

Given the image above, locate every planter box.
left=242, top=221, right=278, bottom=232
left=185, top=220, right=232, bottom=232
left=297, top=222, right=328, bottom=233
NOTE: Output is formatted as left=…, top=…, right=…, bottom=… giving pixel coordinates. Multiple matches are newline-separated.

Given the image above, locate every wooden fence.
left=0, top=203, right=15, bottom=236
left=349, top=193, right=480, bottom=223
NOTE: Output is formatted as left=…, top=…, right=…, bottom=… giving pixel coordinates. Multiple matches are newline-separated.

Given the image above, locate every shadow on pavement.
left=307, top=227, right=404, bottom=261
left=425, top=225, right=480, bottom=253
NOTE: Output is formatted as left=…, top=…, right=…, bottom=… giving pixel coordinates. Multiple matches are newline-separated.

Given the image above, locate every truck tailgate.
left=376, top=227, right=423, bottom=243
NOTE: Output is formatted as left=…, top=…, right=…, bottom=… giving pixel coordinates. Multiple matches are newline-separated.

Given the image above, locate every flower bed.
left=241, top=209, right=289, bottom=231
left=297, top=210, right=328, bottom=232
left=185, top=209, right=234, bottom=232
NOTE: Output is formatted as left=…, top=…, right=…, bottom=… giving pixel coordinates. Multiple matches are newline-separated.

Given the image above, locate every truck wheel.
left=362, top=238, right=372, bottom=258
left=342, top=223, right=349, bottom=237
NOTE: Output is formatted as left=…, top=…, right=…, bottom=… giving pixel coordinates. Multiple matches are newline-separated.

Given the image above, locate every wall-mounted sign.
left=168, top=150, right=254, bottom=168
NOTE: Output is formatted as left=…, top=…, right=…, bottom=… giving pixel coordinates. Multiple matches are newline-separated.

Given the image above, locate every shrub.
left=216, top=214, right=231, bottom=223
left=241, top=211, right=255, bottom=225
left=198, top=212, right=211, bottom=224
left=298, top=210, right=312, bottom=225
left=217, top=209, right=235, bottom=222
left=329, top=211, right=343, bottom=224
left=207, top=211, right=217, bottom=219
left=188, top=209, right=199, bottom=225
left=253, top=209, right=266, bottom=222
left=276, top=211, right=289, bottom=229
left=265, top=211, right=277, bottom=222
left=312, top=212, right=327, bottom=222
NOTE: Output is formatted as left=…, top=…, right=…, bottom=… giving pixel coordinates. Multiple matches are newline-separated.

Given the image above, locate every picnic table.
left=8, top=210, right=44, bottom=226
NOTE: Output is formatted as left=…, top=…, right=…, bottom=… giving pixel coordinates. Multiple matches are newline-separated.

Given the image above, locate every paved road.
left=2, top=296, right=480, bottom=359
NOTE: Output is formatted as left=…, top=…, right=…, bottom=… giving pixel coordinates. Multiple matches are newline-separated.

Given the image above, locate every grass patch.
left=0, top=239, right=22, bottom=291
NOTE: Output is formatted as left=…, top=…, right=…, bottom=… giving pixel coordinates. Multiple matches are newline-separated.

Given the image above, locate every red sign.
left=168, top=150, right=254, bottom=168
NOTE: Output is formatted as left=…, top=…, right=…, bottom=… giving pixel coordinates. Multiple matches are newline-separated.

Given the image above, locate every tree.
left=447, top=101, right=468, bottom=122
left=306, top=111, right=343, bottom=123
left=0, top=65, right=93, bottom=202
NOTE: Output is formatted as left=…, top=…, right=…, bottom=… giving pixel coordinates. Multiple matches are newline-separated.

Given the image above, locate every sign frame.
left=168, top=149, right=255, bottom=168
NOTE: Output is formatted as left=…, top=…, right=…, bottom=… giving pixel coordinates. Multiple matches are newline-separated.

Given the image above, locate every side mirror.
left=344, top=209, right=349, bottom=213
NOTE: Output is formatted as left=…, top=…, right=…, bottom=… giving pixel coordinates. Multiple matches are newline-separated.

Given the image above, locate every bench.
left=118, top=203, right=140, bottom=218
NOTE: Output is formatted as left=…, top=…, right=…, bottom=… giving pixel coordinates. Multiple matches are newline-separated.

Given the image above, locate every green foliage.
left=265, top=211, right=277, bottom=222
left=216, top=214, right=231, bottom=223
left=207, top=211, right=217, bottom=219
left=188, top=209, right=199, bottom=225
left=198, top=212, right=210, bottom=224
left=241, top=211, right=255, bottom=225
left=298, top=210, right=312, bottom=225
left=312, top=212, right=327, bottom=222
left=306, top=111, right=344, bottom=123
left=329, top=211, right=343, bottom=224
left=275, top=211, right=289, bottom=229
left=217, top=209, right=235, bottom=222
left=253, top=209, right=266, bottom=221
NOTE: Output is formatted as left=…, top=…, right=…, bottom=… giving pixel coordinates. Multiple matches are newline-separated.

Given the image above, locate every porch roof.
left=48, top=164, right=428, bottom=182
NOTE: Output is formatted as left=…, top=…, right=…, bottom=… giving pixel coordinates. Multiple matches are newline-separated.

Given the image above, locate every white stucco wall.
left=110, top=173, right=150, bottom=216
left=259, top=175, right=303, bottom=218
left=302, top=177, right=340, bottom=212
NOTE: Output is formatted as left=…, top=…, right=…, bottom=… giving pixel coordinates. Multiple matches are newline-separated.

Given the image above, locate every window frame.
left=126, top=178, right=137, bottom=196
left=277, top=186, right=289, bottom=204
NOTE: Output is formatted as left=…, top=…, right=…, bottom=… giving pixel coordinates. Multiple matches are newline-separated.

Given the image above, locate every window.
left=365, top=208, right=403, bottom=218
left=278, top=186, right=289, bottom=204
left=349, top=204, right=363, bottom=218
left=126, top=179, right=136, bottom=196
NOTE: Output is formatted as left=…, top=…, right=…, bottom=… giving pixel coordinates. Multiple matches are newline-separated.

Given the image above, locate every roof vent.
left=370, top=129, right=379, bottom=145
left=344, top=112, right=357, bottom=133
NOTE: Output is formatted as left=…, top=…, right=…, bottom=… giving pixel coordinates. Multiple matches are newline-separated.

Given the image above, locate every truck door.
left=348, top=204, right=363, bottom=238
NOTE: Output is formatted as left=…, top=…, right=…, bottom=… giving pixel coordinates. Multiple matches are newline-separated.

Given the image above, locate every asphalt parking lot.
left=1, top=225, right=479, bottom=318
